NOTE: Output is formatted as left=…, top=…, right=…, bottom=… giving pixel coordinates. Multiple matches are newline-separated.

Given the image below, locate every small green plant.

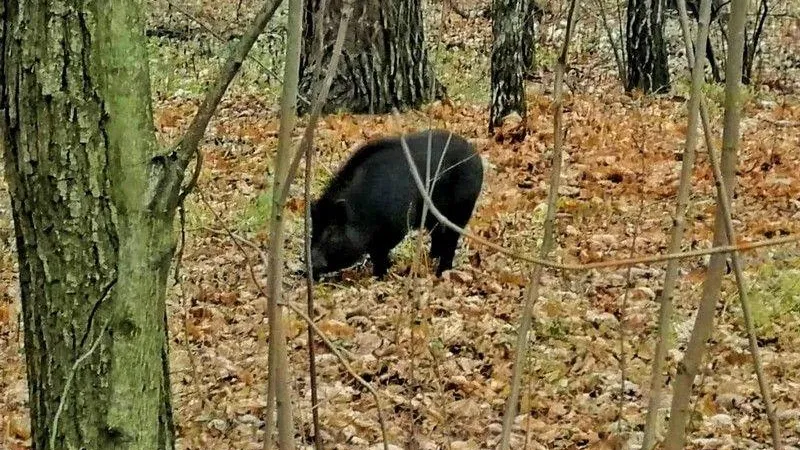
left=236, top=191, right=274, bottom=232
left=535, top=45, right=559, bottom=71
left=543, top=318, right=568, bottom=339
left=430, top=45, right=490, bottom=103
left=746, top=259, right=800, bottom=336
left=182, top=196, right=214, bottom=230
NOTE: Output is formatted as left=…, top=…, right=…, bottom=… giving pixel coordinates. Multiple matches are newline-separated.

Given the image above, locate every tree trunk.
left=298, top=0, right=443, bottom=114
left=742, top=0, right=767, bottom=86
left=490, top=0, right=527, bottom=134
left=625, top=0, right=671, bottom=93
left=2, top=1, right=179, bottom=448
left=705, top=37, right=722, bottom=83
left=522, top=0, right=537, bottom=75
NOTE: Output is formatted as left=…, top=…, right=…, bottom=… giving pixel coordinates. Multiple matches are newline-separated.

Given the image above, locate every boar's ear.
left=333, top=198, right=352, bottom=224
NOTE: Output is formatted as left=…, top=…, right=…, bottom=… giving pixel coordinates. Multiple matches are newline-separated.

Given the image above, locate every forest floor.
left=2, top=0, right=800, bottom=449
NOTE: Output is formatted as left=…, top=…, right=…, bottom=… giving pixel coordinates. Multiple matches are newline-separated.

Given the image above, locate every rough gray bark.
left=490, top=0, right=527, bottom=134
left=1, top=1, right=177, bottom=449
left=522, top=0, right=537, bottom=74
left=625, top=0, right=670, bottom=93
left=298, top=0, right=443, bottom=114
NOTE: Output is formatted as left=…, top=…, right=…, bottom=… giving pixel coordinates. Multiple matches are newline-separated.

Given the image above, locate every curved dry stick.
left=50, top=319, right=111, bottom=449
left=371, top=146, right=799, bottom=271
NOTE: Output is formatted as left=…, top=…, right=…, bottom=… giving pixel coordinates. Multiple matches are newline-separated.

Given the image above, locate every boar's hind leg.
left=431, top=227, right=461, bottom=276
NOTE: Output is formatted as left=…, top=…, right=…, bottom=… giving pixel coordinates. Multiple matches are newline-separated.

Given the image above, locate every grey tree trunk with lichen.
left=626, top=0, right=670, bottom=93
left=1, top=0, right=182, bottom=448
left=298, top=0, right=443, bottom=114
left=490, top=0, right=527, bottom=134
left=522, top=0, right=537, bottom=74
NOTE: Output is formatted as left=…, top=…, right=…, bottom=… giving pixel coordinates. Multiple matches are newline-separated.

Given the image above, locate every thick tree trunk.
left=298, top=0, right=443, bottom=114
left=2, top=1, right=177, bottom=449
left=625, top=0, right=671, bottom=93
left=490, top=0, right=527, bottom=134
left=522, top=0, right=537, bottom=75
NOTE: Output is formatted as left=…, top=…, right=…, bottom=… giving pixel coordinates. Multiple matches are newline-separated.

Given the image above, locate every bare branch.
left=366, top=148, right=799, bottom=269
left=163, top=0, right=281, bottom=80
left=594, top=0, right=626, bottom=83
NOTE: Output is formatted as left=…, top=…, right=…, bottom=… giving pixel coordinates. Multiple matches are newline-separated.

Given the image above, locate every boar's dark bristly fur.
left=310, top=129, right=484, bottom=279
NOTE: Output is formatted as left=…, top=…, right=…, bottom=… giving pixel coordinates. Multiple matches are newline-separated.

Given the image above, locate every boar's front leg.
left=432, top=228, right=460, bottom=276
left=369, top=249, right=392, bottom=278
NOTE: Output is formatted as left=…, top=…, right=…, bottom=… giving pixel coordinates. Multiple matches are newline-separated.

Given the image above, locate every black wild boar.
left=310, top=129, right=484, bottom=278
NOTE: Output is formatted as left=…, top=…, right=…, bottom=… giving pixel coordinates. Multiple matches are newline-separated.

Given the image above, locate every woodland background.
left=1, top=0, right=799, bottom=448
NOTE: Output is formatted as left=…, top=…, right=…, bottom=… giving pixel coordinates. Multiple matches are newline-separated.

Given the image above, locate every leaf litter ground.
left=2, top=2, right=800, bottom=449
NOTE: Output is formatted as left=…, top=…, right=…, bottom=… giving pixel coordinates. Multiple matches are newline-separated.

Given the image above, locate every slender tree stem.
left=663, top=0, right=782, bottom=446
left=265, top=0, right=304, bottom=447
left=303, top=0, right=330, bottom=446
left=640, top=0, right=710, bottom=444
left=595, top=0, right=626, bottom=83
left=498, top=0, right=578, bottom=447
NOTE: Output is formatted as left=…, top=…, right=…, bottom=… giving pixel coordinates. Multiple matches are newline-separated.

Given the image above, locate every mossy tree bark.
left=625, top=0, right=671, bottom=93
left=1, top=1, right=188, bottom=448
left=298, top=0, right=443, bottom=114
left=490, top=0, right=527, bottom=134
